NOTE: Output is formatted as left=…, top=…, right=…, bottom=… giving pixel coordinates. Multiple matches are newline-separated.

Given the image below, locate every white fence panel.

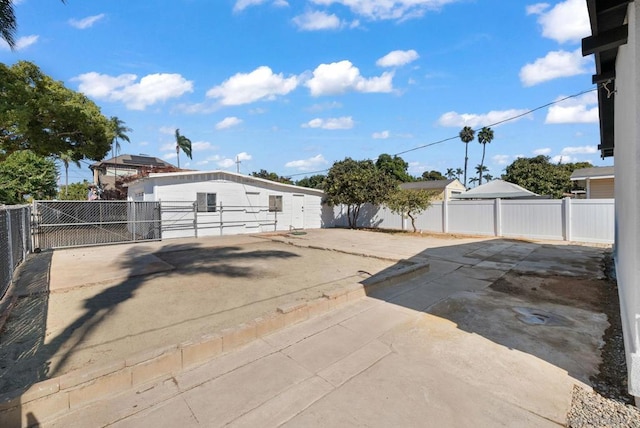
left=447, top=200, right=495, bottom=236
left=415, top=202, right=443, bottom=232
left=501, top=200, right=564, bottom=240
left=571, top=199, right=615, bottom=243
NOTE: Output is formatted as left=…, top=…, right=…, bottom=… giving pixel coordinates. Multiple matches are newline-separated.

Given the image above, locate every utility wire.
left=287, top=87, right=598, bottom=178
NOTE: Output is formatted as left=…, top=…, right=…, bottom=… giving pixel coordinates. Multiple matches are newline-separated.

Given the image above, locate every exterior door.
left=292, top=195, right=304, bottom=229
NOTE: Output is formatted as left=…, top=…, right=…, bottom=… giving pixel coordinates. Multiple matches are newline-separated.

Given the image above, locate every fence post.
left=563, top=197, right=572, bottom=242
left=6, top=211, right=13, bottom=272
left=494, top=198, right=502, bottom=237
left=132, top=201, right=137, bottom=241
left=274, top=209, right=278, bottom=232
left=22, top=207, right=29, bottom=258
left=219, top=202, right=223, bottom=236
left=193, top=201, right=198, bottom=239
left=442, top=200, right=449, bottom=233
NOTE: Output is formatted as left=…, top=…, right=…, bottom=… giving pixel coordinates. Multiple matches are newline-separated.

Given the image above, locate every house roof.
left=570, top=166, right=615, bottom=181
left=132, top=170, right=325, bottom=196
left=453, top=179, right=540, bottom=199
left=90, top=154, right=176, bottom=170
left=400, top=179, right=461, bottom=191
left=583, top=1, right=632, bottom=157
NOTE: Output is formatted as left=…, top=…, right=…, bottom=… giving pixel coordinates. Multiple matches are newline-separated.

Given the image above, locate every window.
left=197, top=192, right=217, bottom=212
left=269, top=195, right=283, bottom=212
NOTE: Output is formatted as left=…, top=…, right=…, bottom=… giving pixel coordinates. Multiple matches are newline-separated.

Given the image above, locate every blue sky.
left=1, top=0, right=606, bottom=185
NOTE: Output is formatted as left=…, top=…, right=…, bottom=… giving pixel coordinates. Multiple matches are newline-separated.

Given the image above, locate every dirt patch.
left=490, top=273, right=605, bottom=312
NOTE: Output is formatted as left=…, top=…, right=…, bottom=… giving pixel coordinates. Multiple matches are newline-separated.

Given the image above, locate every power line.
left=287, top=86, right=598, bottom=178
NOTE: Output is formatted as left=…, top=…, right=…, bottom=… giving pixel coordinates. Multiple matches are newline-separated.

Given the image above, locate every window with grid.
left=269, top=195, right=283, bottom=212
left=196, top=192, right=217, bottom=212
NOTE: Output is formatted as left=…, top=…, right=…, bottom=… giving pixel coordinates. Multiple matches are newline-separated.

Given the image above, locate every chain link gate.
left=32, top=201, right=162, bottom=250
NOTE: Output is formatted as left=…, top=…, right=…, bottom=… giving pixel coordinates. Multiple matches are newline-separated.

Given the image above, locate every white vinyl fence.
left=332, top=198, right=614, bottom=244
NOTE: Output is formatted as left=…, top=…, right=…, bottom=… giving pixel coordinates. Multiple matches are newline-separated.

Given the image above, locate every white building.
left=584, top=0, right=640, bottom=400
left=126, top=170, right=330, bottom=238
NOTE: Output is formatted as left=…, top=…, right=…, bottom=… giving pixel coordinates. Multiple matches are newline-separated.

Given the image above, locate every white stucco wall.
left=127, top=171, right=328, bottom=238
left=614, top=1, right=640, bottom=398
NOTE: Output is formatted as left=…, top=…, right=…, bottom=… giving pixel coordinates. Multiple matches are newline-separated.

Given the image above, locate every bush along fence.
left=0, top=205, right=31, bottom=300
left=332, top=198, right=614, bottom=245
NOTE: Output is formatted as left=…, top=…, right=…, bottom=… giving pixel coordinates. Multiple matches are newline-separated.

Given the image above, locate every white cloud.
left=528, top=0, right=590, bottom=44
left=372, top=130, right=390, bottom=139
left=306, top=101, right=342, bottom=112
left=192, top=141, right=215, bottom=151
left=302, top=116, right=354, bottom=129
left=519, top=49, right=591, bottom=86
left=207, top=66, right=298, bottom=105
left=560, top=145, right=597, bottom=155
left=533, top=148, right=552, bottom=155
left=545, top=92, right=598, bottom=124
left=285, top=154, right=328, bottom=171
left=305, top=60, right=394, bottom=96
left=159, top=126, right=175, bottom=135
left=218, top=158, right=236, bottom=168
left=215, top=116, right=243, bottom=130
left=68, top=14, right=105, bottom=29
left=437, top=109, right=530, bottom=128
left=160, top=142, right=175, bottom=151
left=551, top=155, right=579, bottom=163
left=0, top=34, right=39, bottom=51
left=309, top=0, right=460, bottom=21
left=237, top=152, right=253, bottom=161
left=492, top=154, right=511, bottom=165
left=376, top=49, right=419, bottom=67
left=293, top=11, right=342, bottom=30
left=73, top=72, right=193, bottom=110
left=162, top=152, right=177, bottom=161
left=234, top=0, right=288, bottom=11
left=526, top=3, right=549, bottom=15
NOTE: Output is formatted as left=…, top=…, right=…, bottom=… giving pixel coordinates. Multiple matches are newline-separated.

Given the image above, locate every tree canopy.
left=174, top=128, right=192, bottom=168
left=0, top=150, right=58, bottom=204
left=375, top=154, right=412, bottom=183
left=324, top=157, right=395, bottom=228
left=296, top=174, right=325, bottom=189
left=0, top=61, right=112, bottom=162
left=420, top=170, right=446, bottom=181
left=58, top=180, right=93, bottom=200
left=251, top=169, right=293, bottom=185
left=502, top=155, right=592, bottom=198
left=386, top=188, right=434, bottom=232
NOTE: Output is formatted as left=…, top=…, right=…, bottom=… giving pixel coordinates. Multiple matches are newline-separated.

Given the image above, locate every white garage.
left=126, top=170, right=331, bottom=239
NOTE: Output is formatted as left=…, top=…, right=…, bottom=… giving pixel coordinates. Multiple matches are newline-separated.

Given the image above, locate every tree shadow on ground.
left=0, top=242, right=299, bottom=404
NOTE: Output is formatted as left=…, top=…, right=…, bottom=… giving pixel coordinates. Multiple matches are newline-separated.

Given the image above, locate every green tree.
left=375, top=153, right=412, bottom=183
left=459, top=126, right=475, bottom=189
left=386, top=188, right=434, bottom=232
left=445, top=168, right=456, bottom=180
left=296, top=174, right=325, bottom=189
left=477, top=126, right=494, bottom=185
left=174, top=128, right=192, bottom=169
left=57, top=180, right=92, bottom=200
left=251, top=169, right=293, bottom=185
left=0, top=150, right=58, bottom=203
left=475, top=164, right=489, bottom=180
left=483, top=173, right=494, bottom=182
left=420, top=170, right=445, bottom=181
left=469, top=177, right=479, bottom=187
left=108, top=116, right=132, bottom=180
left=502, top=155, right=593, bottom=198
left=57, top=150, right=80, bottom=196
left=324, top=157, right=395, bottom=228
left=0, top=61, right=111, bottom=162
left=0, top=1, right=65, bottom=50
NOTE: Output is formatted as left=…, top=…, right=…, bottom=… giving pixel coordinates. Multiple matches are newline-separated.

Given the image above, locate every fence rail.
left=0, top=205, right=31, bottom=299
left=333, top=198, right=615, bottom=244
left=32, top=201, right=162, bottom=250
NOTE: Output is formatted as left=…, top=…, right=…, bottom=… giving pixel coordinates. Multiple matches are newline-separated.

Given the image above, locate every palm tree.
left=445, top=168, right=456, bottom=180
left=1, top=0, right=65, bottom=50
left=469, top=177, right=479, bottom=187
left=459, top=126, right=475, bottom=189
left=58, top=151, right=80, bottom=196
left=455, top=168, right=463, bottom=180
left=477, top=126, right=494, bottom=185
left=175, top=128, right=192, bottom=169
left=475, top=164, right=489, bottom=178
left=108, top=116, right=132, bottom=183
left=483, top=173, right=494, bottom=182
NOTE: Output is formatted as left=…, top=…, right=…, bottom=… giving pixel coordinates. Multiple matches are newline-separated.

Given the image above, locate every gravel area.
left=567, top=254, right=640, bottom=427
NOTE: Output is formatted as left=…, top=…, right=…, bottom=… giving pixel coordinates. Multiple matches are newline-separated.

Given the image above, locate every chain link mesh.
left=33, top=201, right=161, bottom=250
left=0, top=205, right=31, bottom=299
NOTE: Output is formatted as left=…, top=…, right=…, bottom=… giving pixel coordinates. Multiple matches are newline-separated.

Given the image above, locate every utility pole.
left=236, top=156, right=241, bottom=173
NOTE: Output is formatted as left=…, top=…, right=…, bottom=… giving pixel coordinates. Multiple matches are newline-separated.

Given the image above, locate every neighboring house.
left=400, top=179, right=465, bottom=201
left=126, top=170, right=328, bottom=238
left=452, top=179, right=541, bottom=199
left=583, top=1, right=639, bottom=399
left=90, top=154, right=177, bottom=193
left=570, top=166, right=615, bottom=199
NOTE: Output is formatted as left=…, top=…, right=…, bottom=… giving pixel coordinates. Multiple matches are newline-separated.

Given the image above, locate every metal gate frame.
left=32, top=201, right=162, bottom=250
